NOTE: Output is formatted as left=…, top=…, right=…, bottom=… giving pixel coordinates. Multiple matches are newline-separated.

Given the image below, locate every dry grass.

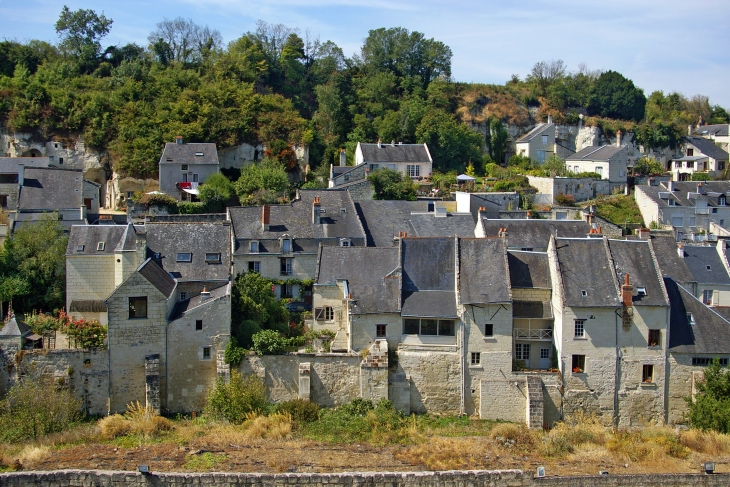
left=243, top=413, right=292, bottom=440
left=679, top=428, right=730, bottom=454
left=99, top=414, right=132, bottom=439
left=397, top=437, right=491, bottom=471
left=17, top=445, right=51, bottom=465
left=98, top=402, right=174, bottom=440
left=489, top=422, right=537, bottom=448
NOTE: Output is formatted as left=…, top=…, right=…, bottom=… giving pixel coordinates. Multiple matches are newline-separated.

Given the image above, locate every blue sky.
left=2, top=0, right=729, bottom=108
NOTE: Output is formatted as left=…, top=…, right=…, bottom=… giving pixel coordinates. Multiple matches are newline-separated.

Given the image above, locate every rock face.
left=0, top=128, right=106, bottom=173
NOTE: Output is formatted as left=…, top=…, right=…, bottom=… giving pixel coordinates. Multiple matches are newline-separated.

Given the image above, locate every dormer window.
left=720, top=196, right=726, bottom=206
left=707, top=265, right=712, bottom=271
left=687, top=313, right=695, bottom=326
left=637, top=287, right=647, bottom=296
left=281, top=238, right=292, bottom=252
left=668, top=198, right=677, bottom=206
left=250, top=241, right=259, bottom=253
left=176, top=252, right=192, bottom=262
left=97, top=242, right=105, bottom=251
left=76, top=245, right=84, bottom=252
left=205, top=253, right=221, bottom=263
left=181, top=164, right=188, bottom=171
left=340, top=239, right=351, bottom=247
left=687, top=148, right=694, bottom=156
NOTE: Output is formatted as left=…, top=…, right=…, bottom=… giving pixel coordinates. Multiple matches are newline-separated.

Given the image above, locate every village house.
left=476, top=217, right=595, bottom=251
left=527, top=175, right=610, bottom=205
left=565, top=135, right=628, bottom=192
left=515, top=118, right=556, bottom=164
left=454, top=191, right=521, bottom=220
left=669, top=136, right=729, bottom=181
left=158, top=137, right=220, bottom=201
left=354, top=141, right=432, bottom=180
left=694, top=123, right=730, bottom=152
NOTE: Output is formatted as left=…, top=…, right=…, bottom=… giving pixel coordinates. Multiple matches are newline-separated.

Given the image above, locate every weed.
left=273, top=399, right=320, bottom=423
left=184, top=452, right=227, bottom=471
left=680, top=428, right=730, bottom=454
left=398, top=437, right=489, bottom=470
left=98, top=414, right=131, bottom=439
left=98, top=402, right=173, bottom=440
left=204, top=371, right=267, bottom=424
left=489, top=422, right=536, bottom=449
left=243, top=413, right=292, bottom=439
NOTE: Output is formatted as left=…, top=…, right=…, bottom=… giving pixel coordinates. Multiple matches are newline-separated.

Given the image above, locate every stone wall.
left=396, top=346, right=461, bottom=414
left=344, top=179, right=374, bottom=201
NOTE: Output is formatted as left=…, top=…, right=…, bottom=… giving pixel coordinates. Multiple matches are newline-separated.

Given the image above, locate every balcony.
left=513, top=328, right=553, bottom=341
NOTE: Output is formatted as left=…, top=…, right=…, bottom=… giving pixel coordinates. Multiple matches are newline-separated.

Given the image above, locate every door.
left=539, top=347, right=551, bottom=369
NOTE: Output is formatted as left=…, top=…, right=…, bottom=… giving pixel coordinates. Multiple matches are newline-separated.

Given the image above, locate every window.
left=687, top=161, right=695, bottom=169
left=280, top=257, right=293, bottom=276
left=542, top=135, right=548, bottom=144
left=581, top=290, right=588, bottom=297
left=642, top=364, right=654, bottom=383
left=470, top=352, right=481, bottom=365
left=421, top=319, right=437, bottom=335
left=248, top=261, right=260, bottom=273
left=703, top=289, right=714, bottom=304
left=193, top=173, right=199, bottom=183
left=687, top=313, right=695, bottom=326
left=176, top=252, right=192, bottom=262
left=54, top=143, right=58, bottom=148
left=693, top=357, right=729, bottom=366
left=675, top=161, right=682, bottom=169
left=574, top=319, right=585, bottom=338
left=668, top=198, right=677, bottom=206
left=202, top=347, right=211, bottom=359
left=0, top=174, right=17, bottom=184
left=407, top=165, right=420, bottom=178
left=671, top=216, right=683, bottom=227
left=76, top=245, right=84, bottom=252
left=540, top=348, right=550, bottom=359
left=687, top=148, right=694, bottom=157
left=648, top=329, right=661, bottom=347
left=128, top=297, right=148, bottom=319
left=572, top=355, right=585, bottom=373
left=96, top=242, right=105, bottom=251
left=637, top=287, right=647, bottom=296
left=521, top=247, right=533, bottom=251
left=537, top=150, right=546, bottom=163
left=719, top=161, right=726, bottom=171
left=58, top=157, right=63, bottom=164
left=281, top=283, right=293, bottom=298
left=402, top=318, right=456, bottom=336
left=713, top=208, right=719, bottom=213
left=181, top=165, right=188, bottom=171
left=340, top=239, right=351, bottom=247
left=0, top=195, right=7, bottom=208
left=205, top=253, right=221, bottom=263
left=196, top=320, right=202, bottom=331
left=369, top=164, right=380, bottom=171
left=595, top=166, right=603, bottom=177
left=484, top=324, right=494, bottom=337
left=515, top=343, right=530, bottom=360
left=182, top=173, right=188, bottom=182
left=314, top=306, right=334, bottom=321
left=376, top=324, right=386, bottom=337
left=179, top=292, right=187, bottom=301
left=281, top=239, right=291, bottom=252
left=250, top=241, right=259, bottom=253
left=721, top=196, right=727, bottom=207
left=690, top=216, right=696, bottom=227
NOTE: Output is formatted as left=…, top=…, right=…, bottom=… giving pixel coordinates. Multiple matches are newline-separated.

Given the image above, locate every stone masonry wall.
left=396, top=346, right=461, bottom=414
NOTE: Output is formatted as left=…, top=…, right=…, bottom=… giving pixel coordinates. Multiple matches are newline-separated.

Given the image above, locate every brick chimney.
left=616, top=130, right=622, bottom=147
left=312, top=195, right=321, bottom=224
left=637, top=228, right=650, bottom=240
left=262, top=205, right=270, bottom=231
left=176, top=135, right=183, bottom=145
left=339, top=148, right=346, bottom=167
left=622, top=274, right=633, bottom=308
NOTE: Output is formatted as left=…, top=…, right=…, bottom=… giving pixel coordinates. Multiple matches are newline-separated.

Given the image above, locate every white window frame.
left=280, top=257, right=293, bottom=276
left=97, top=242, right=105, bottom=251
left=250, top=241, right=259, bottom=253
left=515, top=343, right=530, bottom=360
left=176, top=252, right=192, bottom=262
left=574, top=319, right=585, bottom=338
left=248, top=261, right=260, bottom=273
left=470, top=352, right=481, bottom=366
left=407, top=165, right=420, bottom=178
left=205, top=252, right=221, bottom=263
left=314, top=306, right=334, bottom=321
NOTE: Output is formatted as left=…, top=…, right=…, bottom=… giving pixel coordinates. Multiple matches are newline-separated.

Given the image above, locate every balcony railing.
left=513, top=328, right=553, bottom=340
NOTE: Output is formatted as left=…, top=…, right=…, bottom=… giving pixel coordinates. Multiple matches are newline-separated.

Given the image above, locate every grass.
left=592, top=195, right=644, bottom=227
left=185, top=452, right=227, bottom=471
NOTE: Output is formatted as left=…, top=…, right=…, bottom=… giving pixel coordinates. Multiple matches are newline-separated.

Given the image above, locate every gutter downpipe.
left=614, top=307, right=621, bottom=427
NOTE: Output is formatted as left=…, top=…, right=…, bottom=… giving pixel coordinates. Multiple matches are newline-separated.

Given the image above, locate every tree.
left=633, top=156, right=664, bottom=176
left=199, top=172, right=236, bottom=210
left=527, top=59, right=566, bottom=95
left=234, top=159, right=290, bottom=206
left=538, top=154, right=568, bottom=177
left=687, top=359, right=730, bottom=433
left=147, top=17, right=222, bottom=64
left=415, top=110, right=482, bottom=172
left=488, top=117, right=509, bottom=164
left=588, top=70, right=646, bottom=122
left=55, top=6, right=113, bottom=73
left=231, top=272, right=289, bottom=347
left=367, top=168, right=417, bottom=200
left=710, top=105, right=730, bottom=124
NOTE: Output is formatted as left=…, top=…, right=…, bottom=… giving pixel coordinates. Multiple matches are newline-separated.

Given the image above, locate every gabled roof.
left=145, top=222, right=231, bottom=282
left=482, top=219, right=591, bottom=249
left=401, top=238, right=457, bottom=318
left=649, top=234, right=697, bottom=285
left=667, top=278, right=730, bottom=354
left=566, top=145, right=624, bottom=162
left=606, top=239, right=668, bottom=307
left=0, top=317, right=32, bottom=338
left=66, top=223, right=136, bottom=256
left=138, top=258, right=176, bottom=298
left=316, top=247, right=400, bottom=314
left=516, top=123, right=554, bottom=143
left=685, top=137, right=729, bottom=161
left=460, top=238, right=510, bottom=304
left=170, top=283, right=230, bottom=321
left=695, top=124, right=729, bottom=138
left=0, top=157, right=50, bottom=172
left=636, top=181, right=730, bottom=208
left=354, top=200, right=430, bottom=247
left=554, top=237, right=621, bottom=307
left=508, top=251, right=551, bottom=288
left=682, top=245, right=730, bottom=285
left=158, top=141, right=219, bottom=165
left=408, top=212, right=475, bottom=239
left=358, top=143, right=431, bottom=164
left=18, top=167, right=83, bottom=210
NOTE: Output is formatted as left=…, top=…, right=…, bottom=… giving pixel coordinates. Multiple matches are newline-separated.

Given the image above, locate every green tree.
left=199, top=172, right=236, bottom=210
left=55, top=5, right=113, bottom=73
left=687, top=359, right=730, bottom=433
left=538, top=154, right=568, bottom=177
left=367, top=167, right=417, bottom=200
left=588, top=70, right=646, bottom=122
left=234, top=159, right=290, bottom=206
left=415, top=110, right=482, bottom=172
left=231, top=272, right=289, bottom=347
left=488, top=117, right=509, bottom=164
left=633, top=156, right=665, bottom=176
left=710, top=105, right=730, bottom=124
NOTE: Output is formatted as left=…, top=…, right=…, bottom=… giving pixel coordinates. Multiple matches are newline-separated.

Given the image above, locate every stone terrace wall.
left=2, top=470, right=729, bottom=487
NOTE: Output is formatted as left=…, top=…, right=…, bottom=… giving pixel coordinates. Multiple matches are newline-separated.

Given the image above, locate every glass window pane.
left=421, top=319, right=438, bottom=335
left=403, top=319, right=420, bottom=334
left=438, top=320, right=455, bottom=336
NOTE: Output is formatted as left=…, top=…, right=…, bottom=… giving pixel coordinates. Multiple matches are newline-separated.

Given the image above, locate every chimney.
left=377, top=139, right=382, bottom=148
left=312, top=195, right=321, bottom=224
left=668, top=180, right=674, bottom=192
left=677, top=243, right=684, bottom=258
left=176, top=135, right=183, bottom=145
left=688, top=124, right=693, bottom=136
left=622, top=274, right=633, bottom=308
left=339, top=148, right=346, bottom=167
left=391, top=140, right=395, bottom=147
left=697, top=183, right=703, bottom=194
left=616, top=130, right=622, bottom=147
left=547, top=115, right=553, bottom=124
left=403, top=232, right=407, bottom=237
left=262, top=205, right=270, bottom=231
left=200, top=287, right=210, bottom=301
left=699, top=115, right=704, bottom=127
left=578, top=113, right=584, bottom=129
left=17, top=163, right=24, bottom=186
left=638, top=228, right=650, bottom=240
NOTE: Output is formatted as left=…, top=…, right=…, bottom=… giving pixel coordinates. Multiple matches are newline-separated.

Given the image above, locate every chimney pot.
left=176, top=135, right=183, bottom=145
left=622, top=274, right=633, bottom=307
left=616, top=130, right=622, bottom=147
left=377, top=139, right=382, bottom=148
left=201, top=287, right=210, bottom=301
left=677, top=243, right=684, bottom=258
left=262, top=205, right=270, bottom=231
left=339, top=148, right=347, bottom=166
left=403, top=232, right=407, bottom=237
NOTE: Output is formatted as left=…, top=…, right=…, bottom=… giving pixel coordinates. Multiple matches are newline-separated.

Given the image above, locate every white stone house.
left=515, top=119, right=556, bottom=164
left=158, top=137, right=219, bottom=201
left=694, top=124, right=730, bottom=152
left=669, top=136, right=728, bottom=181
left=565, top=138, right=628, bottom=192
left=354, top=141, right=432, bottom=180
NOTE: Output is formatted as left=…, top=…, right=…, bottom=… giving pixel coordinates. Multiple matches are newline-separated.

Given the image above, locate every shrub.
left=243, top=412, right=292, bottom=439
left=341, top=398, right=374, bottom=417
left=687, top=359, right=730, bottom=432
left=251, top=329, right=288, bottom=355
left=98, top=414, right=131, bottom=439
left=554, top=193, right=575, bottom=206
left=98, top=402, right=173, bottom=439
left=274, top=399, right=321, bottom=423
left=489, top=422, right=536, bottom=448
left=204, top=371, right=268, bottom=424
left=691, top=172, right=712, bottom=181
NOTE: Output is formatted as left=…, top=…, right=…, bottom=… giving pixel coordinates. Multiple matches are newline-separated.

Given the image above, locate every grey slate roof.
left=554, top=237, right=621, bottom=307
left=686, top=137, right=729, bottom=160
left=12, top=213, right=86, bottom=233
left=401, top=238, right=457, bottom=318
left=408, top=212, right=476, bottom=239
left=459, top=238, right=510, bottom=304
left=649, top=234, right=697, bottom=285
left=516, top=123, right=554, bottom=142
left=145, top=222, right=231, bottom=282
left=316, top=247, right=400, bottom=314
left=354, top=200, right=430, bottom=247
left=158, top=141, right=219, bottom=165
left=358, top=143, right=431, bottom=163
left=66, top=223, right=136, bottom=256
left=695, top=124, right=729, bottom=138
left=0, top=317, right=31, bottom=337
left=0, top=157, right=49, bottom=172
left=682, top=245, right=730, bottom=285
left=170, top=283, right=230, bottom=321
left=138, top=258, right=176, bottom=298
left=508, top=251, right=551, bottom=288
left=18, top=167, right=83, bottom=210
left=606, top=239, right=668, bottom=307
left=667, top=278, right=730, bottom=354
left=229, top=190, right=366, bottom=253
left=567, top=145, right=623, bottom=161
left=634, top=183, right=730, bottom=209
left=482, top=219, right=591, bottom=249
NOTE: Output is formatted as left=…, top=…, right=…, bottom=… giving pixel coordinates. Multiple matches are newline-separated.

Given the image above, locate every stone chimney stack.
left=339, top=148, right=346, bottom=167
left=688, top=124, right=693, bottom=136
left=391, top=140, right=395, bottom=146
left=547, top=115, right=553, bottom=124
left=176, top=135, right=183, bottom=145
left=312, top=196, right=321, bottom=224
left=638, top=228, right=650, bottom=240
left=17, top=163, right=24, bottom=186
left=616, top=130, right=622, bottom=147
left=578, top=113, right=584, bottom=130
left=677, top=243, right=684, bottom=258
left=200, top=287, right=210, bottom=301
left=622, top=274, right=633, bottom=308
left=377, top=139, right=382, bottom=149
left=262, top=205, right=270, bottom=231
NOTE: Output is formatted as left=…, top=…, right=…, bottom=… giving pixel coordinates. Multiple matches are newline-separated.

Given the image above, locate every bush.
left=274, top=399, right=321, bottom=423
left=555, top=193, right=575, bottom=206
left=251, top=329, right=288, bottom=355
left=98, top=401, right=173, bottom=439
left=691, top=172, right=712, bottom=181
left=341, top=398, right=374, bottom=417
left=243, top=412, right=292, bottom=439
left=98, top=414, right=131, bottom=439
left=687, top=359, right=730, bottom=432
left=204, top=371, right=268, bottom=424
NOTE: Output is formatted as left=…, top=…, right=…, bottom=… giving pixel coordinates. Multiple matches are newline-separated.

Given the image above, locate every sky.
left=1, top=0, right=729, bottom=108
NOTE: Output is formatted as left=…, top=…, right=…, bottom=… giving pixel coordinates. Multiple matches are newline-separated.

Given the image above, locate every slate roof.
left=516, top=123, right=553, bottom=143
left=482, top=219, right=591, bottom=249
left=401, top=238, right=457, bottom=318
left=459, top=238, right=510, bottom=304
left=606, top=239, right=668, bottom=306
left=66, top=223, right=136, bottom=256
left=0, top=157, right=49, bottom=172
left=229, top=190, right=366, bottom=252
left=137, top=258, right=176, bottom=298
left=666, top=278, right=730, bottom=354
left=508, top=251, right=551, bottom=288
left=567, top=145, right=624, bottom=161
left=408, top=212, right=475, bottom=238
left=170, top=283, right=230, bottom=321
left=554, top=237, right=621, bottom=307
left=682, top=245, right=730, bottom=285
left=158, top=141, right=219, bottom=165
left=695, top=124, right=729, bottom=138
left=354, top=200, right=430, bottom=247
left=358, top=143, right=431, bottom=163
left=635, top=182, right=730, bottom=209
left=18, top=167, right=83, bottom=210
left=0, top=317, right=31, bottom=337
left=145, top=222, right=231, bottom=282
left=686, top=136, right=729, bottom=160
left=316, top=247, right=400, bottom=314
left=649, top=234, right=697, bottom=285
left=12, top=213, right=86, bottom=233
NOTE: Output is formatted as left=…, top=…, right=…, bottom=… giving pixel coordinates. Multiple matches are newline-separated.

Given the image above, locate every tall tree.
left=147, top=17, right=222, bottom=64
left=55, top=5, right=112, bottom=73
left=588, top=70, right=646, bottom=122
